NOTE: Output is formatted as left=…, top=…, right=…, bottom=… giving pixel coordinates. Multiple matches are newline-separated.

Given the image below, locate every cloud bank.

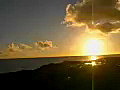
left=0, top=40, right=56, bottom=58
left=64, top=0, right=120, bottom=33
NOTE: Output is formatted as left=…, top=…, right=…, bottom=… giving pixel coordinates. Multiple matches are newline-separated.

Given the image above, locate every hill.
left=0, top=57, right=120, bottom=90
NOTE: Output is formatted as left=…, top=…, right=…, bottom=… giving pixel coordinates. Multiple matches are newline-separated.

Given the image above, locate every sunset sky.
left=0, top=0, right=120, bottom=58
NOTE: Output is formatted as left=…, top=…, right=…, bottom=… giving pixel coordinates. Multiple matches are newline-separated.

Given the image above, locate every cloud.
left=64, top=0, right=120, bottom=33
left=0, top=51, right=3, bottom=54
left=116, top=0, right=120, bottom=10
left=19, top=43, right=33, bottom=49
left=7, top=40, right=54, bottom=52
left=8, top=43, right=22, bottom=52
left=34, top=40, right=53, bottom=50
left=0, top=40, right=56, bottom=58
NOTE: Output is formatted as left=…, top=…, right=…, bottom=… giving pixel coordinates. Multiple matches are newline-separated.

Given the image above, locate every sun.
left=84, top=38, right=104, bottom=56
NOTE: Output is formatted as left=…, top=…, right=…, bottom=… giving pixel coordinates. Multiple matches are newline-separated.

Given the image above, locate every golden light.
left=84, top=38, right=105, bottom=55
left=90, top=56, right=98, bottom=60
left=85, top=56, right=97, bottom=66
left=84, top=60, right=97, bottom=66
left=91, top=61, right=96, bottom=66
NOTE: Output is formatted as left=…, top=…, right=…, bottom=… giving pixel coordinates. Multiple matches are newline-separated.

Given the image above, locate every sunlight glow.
left=84, top=38, right=104, bottom=55
left=92, top=61, right=96, bottom=66
left=85, top=56, right=97, bottom=66
left=90, top=56, right=98, bottom=60
left=84, top=61, right=97, bottom=66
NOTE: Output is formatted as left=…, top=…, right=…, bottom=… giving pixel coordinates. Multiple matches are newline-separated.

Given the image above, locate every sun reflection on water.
left=91, top=56, right=97, bottom=66
left=85, top=56, right=99, bottom=66
left=90, top=56, right=98, bottom=60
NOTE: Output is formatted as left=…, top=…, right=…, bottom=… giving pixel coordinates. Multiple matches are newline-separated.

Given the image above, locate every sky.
left=0, top=0, right=69, bottom=44
left=0, top=0, right=120, bottom=58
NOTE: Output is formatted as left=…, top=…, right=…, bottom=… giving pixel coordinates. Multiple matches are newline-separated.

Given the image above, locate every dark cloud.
left=64, top=0, right=120, bottom=33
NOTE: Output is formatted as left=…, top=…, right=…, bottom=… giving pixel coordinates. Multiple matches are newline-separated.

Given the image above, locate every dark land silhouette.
left=0, top=56, right=120, bottom=90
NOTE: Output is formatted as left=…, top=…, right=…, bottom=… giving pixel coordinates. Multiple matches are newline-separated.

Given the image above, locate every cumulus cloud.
left=19, top=43, right=33, bottom=49
left=34, top=40, right=53, bottom=50
left=64, top=0, right=120, bottom=33
left=8, top=43, right=22, bottom=52
left=0, top=40, right=56, bottom=58
left=7, top=40, right=54, bottom=52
